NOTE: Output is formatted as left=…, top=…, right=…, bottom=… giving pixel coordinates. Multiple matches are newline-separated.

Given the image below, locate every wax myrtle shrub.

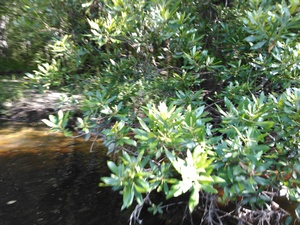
left=241, top=0, right=300, bottom=91
left=43, top=88, right=300, bottom=224
left=2, top=0, right=90, bottom=72
left=36, top=0, right=300, bottom=224
left=25, top=0, right=224, bottom=95
left=22, top=0, right=300, bottom=94
left=39, top=0, right=223, bottom=135
left=211, top=0, right=300, bottom=95
left=100, top=102, right=224, bottom=223
left=94, top=88, right=300, bottom=224
left=215, top=90, right=298, bottom=204
left=25, top=34, right=93, bottom=91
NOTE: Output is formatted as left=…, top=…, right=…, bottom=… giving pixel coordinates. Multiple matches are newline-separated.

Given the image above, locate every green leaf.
left=134, top=178, right=150, bottom=193
left=244, top=35, right=262, bottom=43
left=201, top=184, right=218, bottom=194
left=250, top=40, right=267, bottom=50
left=233, top=165, right=247, bottom=176
left=133, top=128, right=149, bottom=141
left=256, top=160, right=274, bottom=172
left=212, top=176, right=226, bottom=184
left=107, top=161, right=119, bottom=174
left=101, top=176, right=117, bottom=185
left=134, top=190, right=144, bottom=204
left=122, top=184, right=134, bottom=210
left=122, top=151, right=132, bottom=163
left=188, top=188, right=199, bottom=212
left=122, top=138, right=137, bottom=147
left=106, top=95, right=117, bottom=104
left=165, top=149, right=176, bottom=162
left=255, top=121, right=274, bottom=129
left=137, top=117, right=150, bottom=132
left=198, top=175, right=214, bottom=183
left=253, top=176, right=270, bottom=186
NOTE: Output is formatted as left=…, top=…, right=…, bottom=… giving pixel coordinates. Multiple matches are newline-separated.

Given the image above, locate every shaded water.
left=0, top=122, right=128, bottom=225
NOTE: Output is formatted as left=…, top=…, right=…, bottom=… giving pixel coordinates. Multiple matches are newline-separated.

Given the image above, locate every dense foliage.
left=6, top=0, right=300, bottom=224
left=0, top=0, right=87, bottom=72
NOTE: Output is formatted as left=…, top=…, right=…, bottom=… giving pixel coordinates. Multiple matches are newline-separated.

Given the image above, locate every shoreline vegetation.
left=1, top=0, right=300, bottom=224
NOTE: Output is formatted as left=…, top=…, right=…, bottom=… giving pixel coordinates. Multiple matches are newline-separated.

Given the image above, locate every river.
left=0, top=122, right=128, bottom=225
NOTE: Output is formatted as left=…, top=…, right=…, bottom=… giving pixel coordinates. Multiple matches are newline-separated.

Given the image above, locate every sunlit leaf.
left=49, top=115, right=57, bottom=123
left=137, top=117, right=150, bottom=132
left=188, top=188, right=199, bottom=212
left=42, top=119, right=57, bottom=128
left=58, top=110, right=63, bottom=121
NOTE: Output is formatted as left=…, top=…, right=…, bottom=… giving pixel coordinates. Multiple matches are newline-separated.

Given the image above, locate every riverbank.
left=0, top=78, right=81, bottom=123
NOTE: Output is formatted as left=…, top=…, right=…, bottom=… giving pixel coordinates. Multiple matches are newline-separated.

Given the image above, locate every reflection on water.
left=0, top=122, right=128, bottom=225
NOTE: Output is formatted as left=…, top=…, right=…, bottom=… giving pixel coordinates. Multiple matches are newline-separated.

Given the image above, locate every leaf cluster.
left=31, top=0, right=300, bottom=224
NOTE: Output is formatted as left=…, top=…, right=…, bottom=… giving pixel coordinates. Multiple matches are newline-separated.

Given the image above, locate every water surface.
left=0, top=122, right=128, bottom=225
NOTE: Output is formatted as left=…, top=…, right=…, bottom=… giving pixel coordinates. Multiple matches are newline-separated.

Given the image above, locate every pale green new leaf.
left=87, top=18, right=99, bottom=30
left=138, top=117, right=150, bottom=132
left=42, top=119, right=57, bottom=128
left=49, top=114, right=58, bottom=123
left=58, top=110, right=64, bottom=121
left=212, top=176, right=226, bottom=183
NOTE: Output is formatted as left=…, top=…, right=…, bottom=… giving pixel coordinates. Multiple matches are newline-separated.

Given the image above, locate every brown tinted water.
left=0, top=122, right=128, bottom=225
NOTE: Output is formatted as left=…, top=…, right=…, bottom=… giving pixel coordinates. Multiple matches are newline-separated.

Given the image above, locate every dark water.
left=0, top=122, right=129, bottom=225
